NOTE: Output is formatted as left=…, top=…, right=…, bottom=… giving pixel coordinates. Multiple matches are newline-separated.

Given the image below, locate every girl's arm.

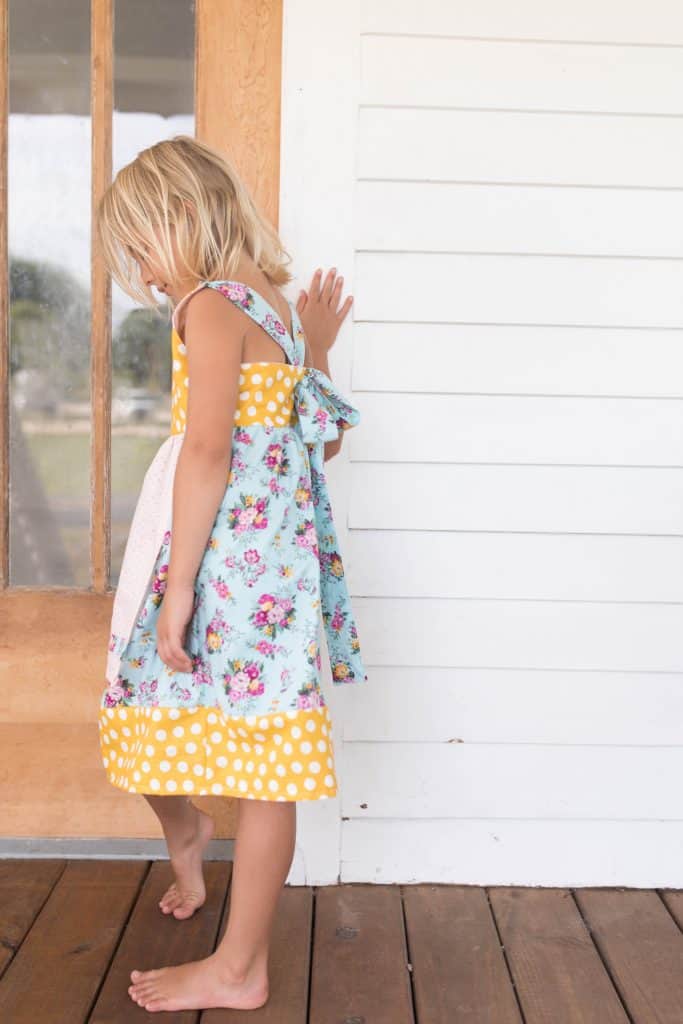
left=297, top=267, right=354, bottom=462
left=156, top=288, right=244, bottom=673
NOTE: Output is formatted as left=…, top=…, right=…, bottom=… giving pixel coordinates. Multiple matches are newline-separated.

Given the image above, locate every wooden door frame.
left=0, top=0, right=283, bottom=843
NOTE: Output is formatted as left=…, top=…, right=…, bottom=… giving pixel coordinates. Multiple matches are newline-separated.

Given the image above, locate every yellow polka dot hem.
left=99, top=703, right=338, bottom=801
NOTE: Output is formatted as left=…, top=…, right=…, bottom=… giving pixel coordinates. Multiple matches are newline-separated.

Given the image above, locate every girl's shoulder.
left=173, top=281, right=244, bottom=340
left=172, top=280, right=209, bottom=337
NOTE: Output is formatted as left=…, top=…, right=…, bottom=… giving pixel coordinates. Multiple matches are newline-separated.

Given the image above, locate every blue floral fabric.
left=105, top=281, right=367, bottom=719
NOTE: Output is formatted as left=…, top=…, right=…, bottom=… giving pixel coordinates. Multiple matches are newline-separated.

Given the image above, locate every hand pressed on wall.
left=296, top=267, right=353, bottom=354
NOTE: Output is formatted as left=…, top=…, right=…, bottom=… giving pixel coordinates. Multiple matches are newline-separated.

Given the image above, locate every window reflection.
left=111, top=0, right=195, bottom=586
left=8, top=0, right=91, bottom=585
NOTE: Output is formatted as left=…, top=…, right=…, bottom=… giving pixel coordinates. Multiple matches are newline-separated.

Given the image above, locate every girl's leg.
left=143, top=794, right=215, bottom=919
left=214, top=798, right=297, bottom=978
left=128, top=797, right=297, bottom=1013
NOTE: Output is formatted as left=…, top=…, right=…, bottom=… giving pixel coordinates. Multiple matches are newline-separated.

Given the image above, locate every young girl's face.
left=131, top=245, right=172, bottom=297
left=129, top=228, right=193, bottom=301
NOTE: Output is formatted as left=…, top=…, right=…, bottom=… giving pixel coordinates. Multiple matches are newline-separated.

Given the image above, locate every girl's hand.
left=296, top=267, right=353, bottom=354
left=156, top=582, right=195, bottom=673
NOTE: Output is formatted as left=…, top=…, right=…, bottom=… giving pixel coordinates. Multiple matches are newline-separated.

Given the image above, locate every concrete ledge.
left=0, top=837, right=235, bottom=860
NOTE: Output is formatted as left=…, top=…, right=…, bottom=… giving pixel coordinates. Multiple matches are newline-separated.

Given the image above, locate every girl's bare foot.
left=128, top=953, right=269, bottom=1013
left=158, top=804, right=215, bottom=919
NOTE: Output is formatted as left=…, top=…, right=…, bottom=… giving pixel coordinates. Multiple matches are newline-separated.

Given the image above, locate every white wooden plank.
left=279, top=1, right=359, bottom=386
left=340, top=743, right=683, bottom=819
left=350, top=464, right=683, bottom=534
left=353, top=597, right=683, bottom=671
left=340, top=667, right=683, bottom=745
left=352, top=323, right=683, bottom=397
left=355, top=252, right=683, bottom=328
left=347, top=531, right=683, bottom=602
left=278, top=0, right=362, bottom=885
left=350, top=393, right=683, bottom=466
left=355, top=181, right=683, bottom=258
left=360, top=1, right=683, bottom=46
left=358, top=108, right=683, bottom=188
left=341, top=820, right=683, bottom=886
left=362, top=36, right=683, bottom=114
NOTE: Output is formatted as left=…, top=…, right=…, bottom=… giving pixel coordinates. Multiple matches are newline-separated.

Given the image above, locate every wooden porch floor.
left=1, top=859, right=683, bottom=1022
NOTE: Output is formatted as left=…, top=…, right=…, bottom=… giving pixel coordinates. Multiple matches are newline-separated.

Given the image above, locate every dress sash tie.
left=292, top=367, right=367, bottom=685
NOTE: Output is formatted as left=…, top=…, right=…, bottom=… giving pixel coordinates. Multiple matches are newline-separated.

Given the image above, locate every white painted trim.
left=342, top=820, right=683, bottom=887
left=279, top=0, right=362, bottom=884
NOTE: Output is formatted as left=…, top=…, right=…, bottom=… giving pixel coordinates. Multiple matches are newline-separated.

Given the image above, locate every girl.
left=97, top=135, right=367, bottom=1013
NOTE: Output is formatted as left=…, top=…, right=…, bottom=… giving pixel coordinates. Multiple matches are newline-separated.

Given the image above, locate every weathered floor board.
left=309, top=884, right=414, bottom=1024
left=0, top=859, right=66, bottom=979
left=403, top=885, right=522, bottom=1024
left=490, top=887, right=630, bottom=1024
left=575, top=888, right=683, bottom=1024
left=0, top=860, right=681, bottom=1022
left=0, top=860, right=147, bottom=1024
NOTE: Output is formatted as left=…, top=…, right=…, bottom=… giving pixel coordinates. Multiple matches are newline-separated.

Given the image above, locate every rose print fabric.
left=99, top=280, right=366, bottom=802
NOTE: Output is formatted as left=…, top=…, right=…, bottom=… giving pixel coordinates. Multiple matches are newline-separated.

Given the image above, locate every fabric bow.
left=292, top=366, right=361, bottom=445
left=292, top=367, right=367, bottom=686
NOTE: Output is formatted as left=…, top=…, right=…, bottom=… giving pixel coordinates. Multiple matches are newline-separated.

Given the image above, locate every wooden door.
left=0, top=0, right=283, bottom=841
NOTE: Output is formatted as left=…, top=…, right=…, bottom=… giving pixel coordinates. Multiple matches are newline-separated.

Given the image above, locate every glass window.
left=111, top=0, right=195, bottom=586
left=8, top=0, right=92, bottom=586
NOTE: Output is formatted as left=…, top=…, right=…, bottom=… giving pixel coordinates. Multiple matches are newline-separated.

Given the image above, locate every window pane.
left=8, top=0, right=91, bottom=586
left=111, top=0, right=195, bottom=587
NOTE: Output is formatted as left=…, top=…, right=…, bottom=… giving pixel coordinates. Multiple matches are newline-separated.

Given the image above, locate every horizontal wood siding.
left=334, top=3, right=683, bottom=883
left=279, top=2, right=683, bottom=883
left=360, top=1, right=683, bottom=45
left=352, top=323, right=683, bottom=397
left=341, top=821, right=683, bottom=887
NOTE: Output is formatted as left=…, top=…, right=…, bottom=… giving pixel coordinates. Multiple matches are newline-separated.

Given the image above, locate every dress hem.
left=103, top=772, right=337, bottom=802
left=99, top=703, right=338, bottom=803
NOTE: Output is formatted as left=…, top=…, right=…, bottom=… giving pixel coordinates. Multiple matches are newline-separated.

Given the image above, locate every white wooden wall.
left=280, top=0, right=683, bottom=886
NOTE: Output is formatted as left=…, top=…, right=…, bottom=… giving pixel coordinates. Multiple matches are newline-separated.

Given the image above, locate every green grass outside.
left=25, top=431, right=164, bottom=499
left=20, top=431, right=165, bottom=586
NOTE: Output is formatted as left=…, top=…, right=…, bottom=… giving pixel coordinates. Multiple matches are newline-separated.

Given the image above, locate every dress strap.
left=289, top=301, right=308, bottom=365
left=204, top=280, right=300, bottom=366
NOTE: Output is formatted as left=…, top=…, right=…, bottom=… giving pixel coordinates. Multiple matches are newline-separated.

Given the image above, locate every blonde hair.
left=97, top=135, right=293, bottom=310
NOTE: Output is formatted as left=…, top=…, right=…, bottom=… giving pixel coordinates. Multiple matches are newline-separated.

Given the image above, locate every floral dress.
left=98, top=280, right=366, bottom=802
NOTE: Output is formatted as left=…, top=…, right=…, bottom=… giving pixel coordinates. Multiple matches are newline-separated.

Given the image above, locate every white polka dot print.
left=99, top=705, right=336, bottom=802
